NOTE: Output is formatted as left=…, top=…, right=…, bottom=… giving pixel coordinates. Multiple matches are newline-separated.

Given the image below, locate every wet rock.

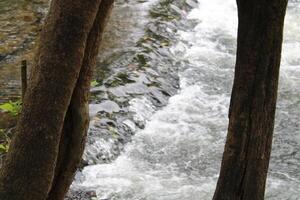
left=123, top=82, right=148, bottom=95
left=90, top=85, right=107, bottom=94
left=170, top=4, right=185, bottom=15
left=0, top=54, right=6, bottom=61
left=65, top=189, right=97, bottom=200
left=122, top=119, right=136, bottom=132
left=109, top=86, right=129, bottom=97
left=149, top=87, right=169, bottom=107
left=185, top=0, right=198, bottom=8
left=89, top=100, right=121, bottom=116
left=75, top=0, right=198, bottom=197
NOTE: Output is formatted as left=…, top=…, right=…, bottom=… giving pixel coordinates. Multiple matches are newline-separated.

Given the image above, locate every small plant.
left=91, top=80, right=100, bottom=87
left=0, top=143, right=9, bottom=153
left=0, top=129, right=10, bottom=154
left=0, top=101, right=22, bottom=116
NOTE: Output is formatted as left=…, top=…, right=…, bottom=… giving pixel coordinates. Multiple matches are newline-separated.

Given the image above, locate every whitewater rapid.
left=76, top=0, right=300, bottom=199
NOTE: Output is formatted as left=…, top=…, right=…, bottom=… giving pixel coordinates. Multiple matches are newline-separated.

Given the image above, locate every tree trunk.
left=0, top=0, right=106, bottom=199
left=47, top=1, right=114, bottom=200
left=213, top=1, right=288, bottom=200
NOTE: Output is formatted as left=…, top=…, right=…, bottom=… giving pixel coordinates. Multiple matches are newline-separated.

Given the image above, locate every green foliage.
left=0, top=101, right=22, bottom=116
left=91, top=80, right=99, bottom=87
left=136, top=54, right=148, bottom=66
left=0, top=144, right=9, bottom=153
left=0, top=129, right=10, bottom=153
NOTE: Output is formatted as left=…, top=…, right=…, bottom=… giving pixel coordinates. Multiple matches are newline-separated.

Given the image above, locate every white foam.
left=78, top=0, right=300, bottom=199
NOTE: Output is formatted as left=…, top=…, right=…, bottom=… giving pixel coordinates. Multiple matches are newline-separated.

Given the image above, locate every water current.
left=75, top=0, right=300, bottom=199
left=1, top=0, right=299, bottom=199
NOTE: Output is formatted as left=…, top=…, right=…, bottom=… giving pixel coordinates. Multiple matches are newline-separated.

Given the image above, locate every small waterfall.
left=76, top=0, right=300, bottom=199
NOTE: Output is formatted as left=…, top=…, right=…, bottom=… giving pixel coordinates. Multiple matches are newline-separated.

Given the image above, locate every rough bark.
left=0, top=0, right=102, bottom=199
left=47, top=1, right=114, bottom=200
left=213, top=0, right=288, bottom=200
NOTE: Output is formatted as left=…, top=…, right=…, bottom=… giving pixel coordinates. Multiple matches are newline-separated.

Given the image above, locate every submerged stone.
left=89, top=100, right=121, bottom=116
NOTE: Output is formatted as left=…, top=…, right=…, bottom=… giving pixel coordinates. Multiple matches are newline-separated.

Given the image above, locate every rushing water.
left=75, top=0, right=300, bottom=199
left=0, top=0, right=299, bottom=199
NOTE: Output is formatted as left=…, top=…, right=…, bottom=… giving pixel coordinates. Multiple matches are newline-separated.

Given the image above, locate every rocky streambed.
left=68, top=0, right=199, bottom=199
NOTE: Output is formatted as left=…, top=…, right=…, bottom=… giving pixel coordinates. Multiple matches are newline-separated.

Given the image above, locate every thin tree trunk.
left=47, top=1, right=114, bottom=199
left=0, top=0, right=102, bottom=199
left=213, top=0, right=288, bottom=200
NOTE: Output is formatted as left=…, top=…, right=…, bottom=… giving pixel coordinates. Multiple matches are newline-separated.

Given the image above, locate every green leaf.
left=0, top=144, right=9, bottom=153
left=0, top=101, right=21, bottom=116
left=91, top=80, right=99, bottom=87
left=0, top=103, right=15, bottom=112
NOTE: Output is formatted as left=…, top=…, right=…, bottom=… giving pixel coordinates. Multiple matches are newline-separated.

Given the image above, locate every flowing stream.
left=0, top=0, right=299, bottom=199
left=75, top=0, right=300, bottom=199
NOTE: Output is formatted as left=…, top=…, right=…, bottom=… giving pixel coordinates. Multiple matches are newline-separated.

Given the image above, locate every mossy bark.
left=0, top=0, right=114, bottom=199
left=213, top=0, right=288, bottom=200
